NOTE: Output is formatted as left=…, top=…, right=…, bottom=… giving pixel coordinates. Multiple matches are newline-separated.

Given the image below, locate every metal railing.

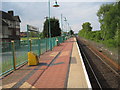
left=0, top=36, right=66, bottom=76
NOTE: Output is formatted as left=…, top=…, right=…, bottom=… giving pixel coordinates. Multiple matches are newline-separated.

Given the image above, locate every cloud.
left=2, top=2, right=114, bottom=33
left=2, top=2, right=48, bottom=31
left=50, top=2, right=103, bottom=32
left=2, top=0, right=117, bottom=2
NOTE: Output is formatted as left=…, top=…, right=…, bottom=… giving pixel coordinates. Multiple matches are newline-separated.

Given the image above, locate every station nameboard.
left=27, top=25, right=39, bottom=32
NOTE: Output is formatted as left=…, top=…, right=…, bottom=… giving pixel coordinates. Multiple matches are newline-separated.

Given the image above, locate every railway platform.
left=0, top=37, right=91, bottom=89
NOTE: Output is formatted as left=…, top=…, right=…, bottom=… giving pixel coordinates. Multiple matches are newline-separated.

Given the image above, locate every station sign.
left=27, top=25, right=38, bottom=32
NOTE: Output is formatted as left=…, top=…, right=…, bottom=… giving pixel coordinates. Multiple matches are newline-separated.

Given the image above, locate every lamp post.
left=67, top=23, right=71, bottom=36
left=61, top=14, right=63, bottom=36
left=68, top=23, right=69, bottom=35
left=48, top=0, right=59, bottom=50
left=64, top=17, right=67, bottom=36
left=48, top=0, right=51, bottom=38
left=53, top=0, right=60, bottom=7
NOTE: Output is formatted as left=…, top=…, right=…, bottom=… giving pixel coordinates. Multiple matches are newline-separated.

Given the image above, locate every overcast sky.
left=1, top=0, right=117, bottom=33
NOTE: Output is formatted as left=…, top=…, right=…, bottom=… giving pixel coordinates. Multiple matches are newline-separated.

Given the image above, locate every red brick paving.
left=33, top=39, right=73, bottom=88
left=1, top=64, right=38, bottom=87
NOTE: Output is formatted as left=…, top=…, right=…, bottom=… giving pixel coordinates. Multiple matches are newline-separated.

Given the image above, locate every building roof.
left=0, top=11, right=21, bottom=22
left=14, top=16, right=21, bottom=22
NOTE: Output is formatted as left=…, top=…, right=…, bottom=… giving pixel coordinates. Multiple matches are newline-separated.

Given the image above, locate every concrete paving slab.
left=67, top=38, right=91, bottom=88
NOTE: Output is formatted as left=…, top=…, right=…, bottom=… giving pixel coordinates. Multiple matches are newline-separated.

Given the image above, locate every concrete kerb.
left=75, top=38, right=92, bottom=88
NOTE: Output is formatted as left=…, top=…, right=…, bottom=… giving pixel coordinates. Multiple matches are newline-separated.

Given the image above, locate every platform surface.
left=67, top=38, right=91, bottom=88
left=0, top=37, right=91, bottom=89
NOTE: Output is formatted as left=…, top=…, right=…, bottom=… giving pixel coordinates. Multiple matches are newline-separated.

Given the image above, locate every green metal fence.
left=0, top=42, right=13, bottom=75
left=15, top=40, right=28, bottom=67
left=31, top=39, right=39, bottom=55
left=0, top=36, right=66, bottom=76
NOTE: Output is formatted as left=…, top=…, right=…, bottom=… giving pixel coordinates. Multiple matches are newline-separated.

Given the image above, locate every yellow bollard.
left=28, top=52, right=39, bottom=65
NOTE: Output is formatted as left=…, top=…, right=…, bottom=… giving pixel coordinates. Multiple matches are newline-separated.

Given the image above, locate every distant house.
left=20, top=32, right=27, bottom=37
left=0, top=10, right=21, bottom=42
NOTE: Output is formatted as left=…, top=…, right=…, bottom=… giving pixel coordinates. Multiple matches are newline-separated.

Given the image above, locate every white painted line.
left=2, top=82, right=16, bottom=88
left=75, top=39, right=92, bottom=89
left=87, top=47, right=120, bottom=76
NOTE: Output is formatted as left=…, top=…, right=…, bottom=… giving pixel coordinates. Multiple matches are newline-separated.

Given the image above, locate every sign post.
left=27, top=25, right=39, bottom=51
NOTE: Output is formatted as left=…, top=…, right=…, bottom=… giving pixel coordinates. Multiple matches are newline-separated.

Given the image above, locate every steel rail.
left=78, top=40, right=102, bottom=89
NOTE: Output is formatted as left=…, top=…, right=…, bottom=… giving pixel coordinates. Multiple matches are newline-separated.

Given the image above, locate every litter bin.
left=28, top=52, right=39, bottom=65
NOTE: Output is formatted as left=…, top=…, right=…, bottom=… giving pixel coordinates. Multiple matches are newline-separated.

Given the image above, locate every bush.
left=103, top=39, right=117, bottom=47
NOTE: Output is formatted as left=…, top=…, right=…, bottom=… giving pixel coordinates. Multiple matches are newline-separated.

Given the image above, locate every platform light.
left=53, top=0, right=60, bottom=7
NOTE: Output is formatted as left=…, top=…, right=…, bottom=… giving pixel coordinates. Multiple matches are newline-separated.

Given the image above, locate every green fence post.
left=58, top=37, right=60, bottom=44
left=59, top=37, right=60, bottom=44
left=11, top=41, right=16, bottom=70
left=28, top=39, right=32, bottom=52
left=52, top=38, right=53, bottom=49
left=62, top=36, right=63, bottom=43
left=46, top=38, right=47, bottom=52
left=38, top=39, right=41, bottom=55
left=51, top=38, right=53, bottom=49
left=61, top=36, right=62, bottom=43
left=50, top=38, right=52, bottom=51
left=28, top=40, right=30, bottom=52
left=51, top=38, right=52, bottom=50
left=53, top=38, right=54, bottom=47
left=54, top=37, right=55, bottom=47
left=61, top=37, right=62, bottom=43
left=62, top=36, right=63, bottom=42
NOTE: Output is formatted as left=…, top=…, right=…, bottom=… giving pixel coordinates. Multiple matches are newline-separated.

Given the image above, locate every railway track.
left=76, top=37, right=120, bottom=89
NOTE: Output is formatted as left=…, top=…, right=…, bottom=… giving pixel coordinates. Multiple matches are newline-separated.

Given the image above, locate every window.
left=16, top=30, right=19, bottom=35
left=8, top=30, right=12, bottom=35
left=16, top=22, right=20, bottom=28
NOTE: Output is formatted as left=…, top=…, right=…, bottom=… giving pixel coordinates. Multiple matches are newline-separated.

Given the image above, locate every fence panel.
left=58, top=36, right=61, bottom=44
left=51, top=38, right=53, bottom=49
left=15, top=40, right=28, bottom=67
left=45, top=38, right=49, bottom=51
left=40, top=39, right=46, bottom=54
left=31, top=39, right=39, bottom=55
left=0, top=42, right=13, bottom=76
left=0, top=36, right=66, bottom=76
left=53, top=37, right=56, bottom=47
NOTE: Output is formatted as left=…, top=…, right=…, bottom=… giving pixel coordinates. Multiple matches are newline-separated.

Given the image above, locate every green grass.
left=1, top=49, right=44, bottom=75
left=16, top=55, right=28, bottom=66
left=0, top=60, right=13, bottom=74
left=0, top=55, right=28, bottom=75
left=21, top=37, right=39, bottom=40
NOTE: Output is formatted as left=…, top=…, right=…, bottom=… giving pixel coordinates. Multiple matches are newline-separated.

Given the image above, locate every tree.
left=114, top=23, right=120, bottom=46
left=29, top=32, right=38, bottom=37
left=39, top=32, right=44, bottom=39
left=78, top=29, right=84, bottom=37
left=78, top=22, right=92, bottom=38
left=78, top=2, right=120, bottom=48
left=43, top=17, right=61, bottom=38
left=69, top=30, right=74, bottom=35
left=82, top=22, right=92, bottom=32
left=97, top=2, right=120, bottom=40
